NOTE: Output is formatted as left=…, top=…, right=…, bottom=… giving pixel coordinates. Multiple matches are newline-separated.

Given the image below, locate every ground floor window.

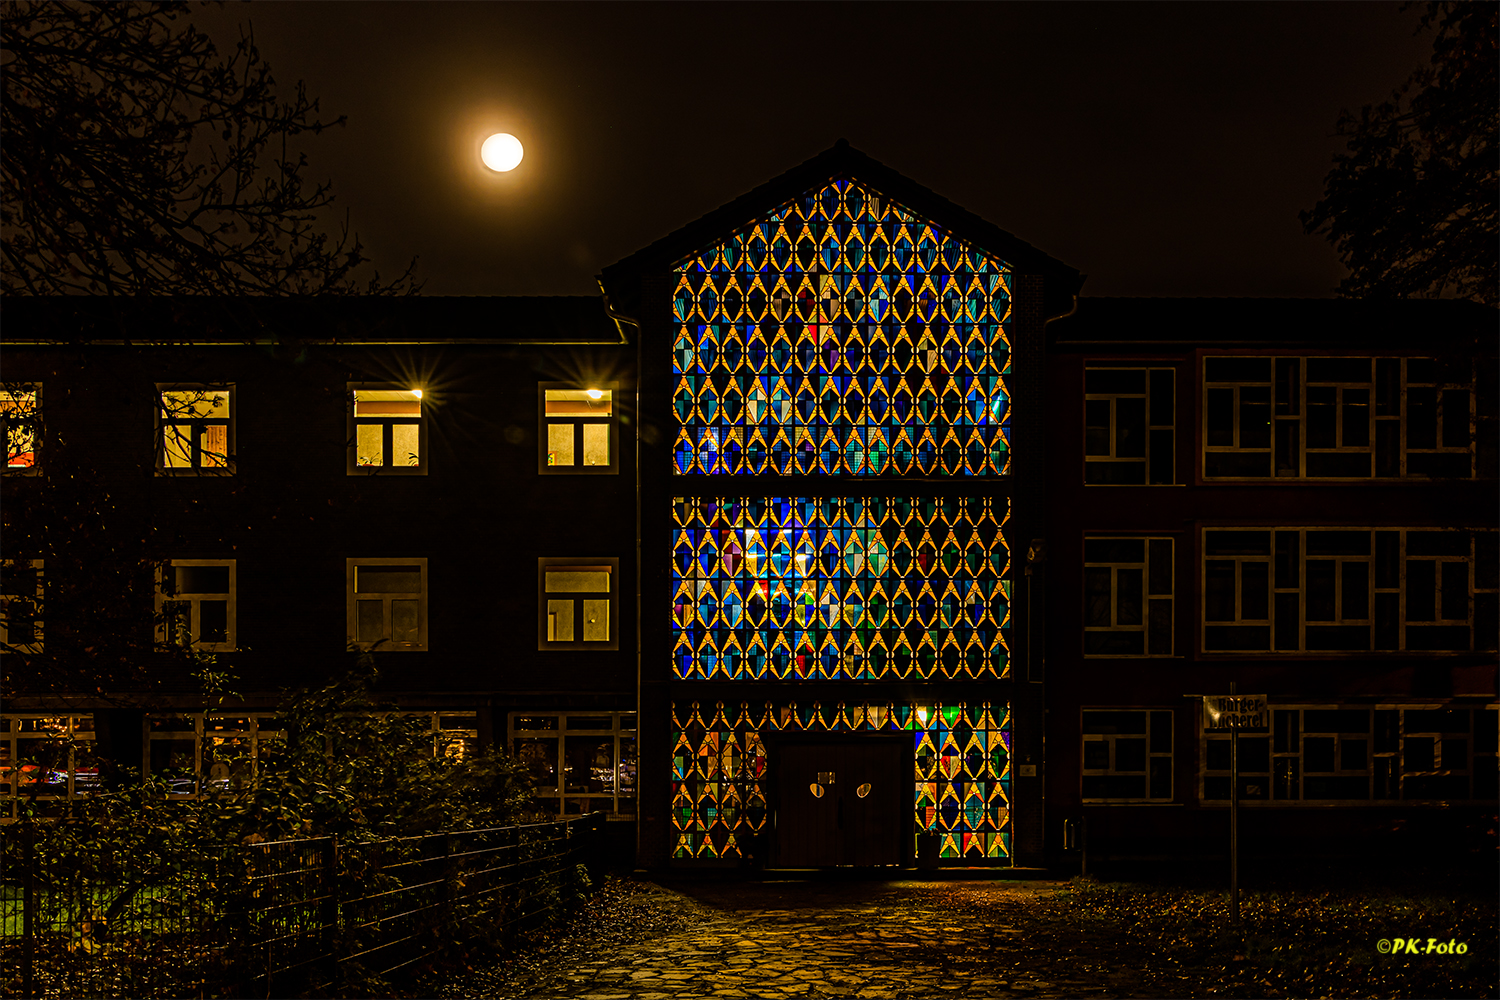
left=1199, top=704, right=1498, bottom=803
left=1081, top=709, right=1174, bottom=802
left=143, top=711, right=478, bottom=798
left=0, top=715, right=97, bottom=820
left=509, top=711, right=637, bottom=818
left=669, top=699, right=1011, bottom=862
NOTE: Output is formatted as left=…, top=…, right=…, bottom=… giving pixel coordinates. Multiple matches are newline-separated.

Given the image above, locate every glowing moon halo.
left=481, top=133, right=524, bottom=172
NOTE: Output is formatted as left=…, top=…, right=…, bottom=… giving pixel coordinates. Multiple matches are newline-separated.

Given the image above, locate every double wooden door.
left=775, top=738, right=908, bottom=867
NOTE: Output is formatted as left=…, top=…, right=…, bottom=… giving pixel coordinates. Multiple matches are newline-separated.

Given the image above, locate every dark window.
left=1084, top=537, right=1173, bottom=656
left=1085, top=367, right=1175, bottom=485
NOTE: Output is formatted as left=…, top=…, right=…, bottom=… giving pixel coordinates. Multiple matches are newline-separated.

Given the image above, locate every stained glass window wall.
left=671, top=701, right=1012, bottom=861
left=673, top=495, right=1010, bottom=680
left=671, top=179, right=1014, bottom=477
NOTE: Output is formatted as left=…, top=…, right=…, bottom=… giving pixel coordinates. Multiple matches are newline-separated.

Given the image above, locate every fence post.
left=319, top=837, right=339, bottom=988
left=22, top=820, right=35, bottom=1000
left=441, top=832, right=454, bottom=941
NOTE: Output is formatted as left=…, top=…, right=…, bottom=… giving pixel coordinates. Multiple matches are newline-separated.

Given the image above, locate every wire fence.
left=0, top=814, right=605, bottom=999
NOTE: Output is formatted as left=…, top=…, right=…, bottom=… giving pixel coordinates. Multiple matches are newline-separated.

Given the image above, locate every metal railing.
left=0, top=813, right=605, bottom=999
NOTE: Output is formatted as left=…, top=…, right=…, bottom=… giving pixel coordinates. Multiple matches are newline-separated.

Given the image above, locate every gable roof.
left=598, top=140, right=1084, bottom=321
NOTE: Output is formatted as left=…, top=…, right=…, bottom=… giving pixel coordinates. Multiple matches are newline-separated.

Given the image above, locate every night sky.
left=194, top=2, right=1434, bottom=299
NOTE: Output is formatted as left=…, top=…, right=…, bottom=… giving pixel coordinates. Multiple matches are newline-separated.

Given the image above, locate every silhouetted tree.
left=1301, top=2, right=1497, bottom=306
left=1, top=0, right=417, bottom=295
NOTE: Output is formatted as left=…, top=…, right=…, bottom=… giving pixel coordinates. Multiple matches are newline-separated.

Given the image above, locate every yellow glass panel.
left=582, top=423, right=609, bottom=466
left=356, top=425, right=383, bottom=466
left=546, top=570, right=610, bottom=593
left=582, top=599, right=609, bottom=641
left=353, top=389, right=420, bottom=416
left=163, top=426, right=193, bottom=468
left=161, top=390, right=228, bottom=419
left=548, top=599, right=574, bottom=642
left=392, top=423, right=419, bottom=466
left=545, top=388, right=612, bottom=416
left=548, top=423, right=574, bottom=466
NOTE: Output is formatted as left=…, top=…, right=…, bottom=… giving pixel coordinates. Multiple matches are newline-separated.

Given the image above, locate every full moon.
left=481, top=133, right=524, bottom=172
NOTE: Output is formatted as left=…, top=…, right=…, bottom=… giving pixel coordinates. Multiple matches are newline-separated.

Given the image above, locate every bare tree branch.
left=1, top=1, right=420, bottom=296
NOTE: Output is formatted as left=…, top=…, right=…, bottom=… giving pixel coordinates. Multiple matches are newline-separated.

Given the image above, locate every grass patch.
left=1066, top=868, right=1498, bottom=999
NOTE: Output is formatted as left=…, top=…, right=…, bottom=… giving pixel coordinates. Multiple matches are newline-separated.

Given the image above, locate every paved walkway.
left=494, top=879, right=1179, bottom=999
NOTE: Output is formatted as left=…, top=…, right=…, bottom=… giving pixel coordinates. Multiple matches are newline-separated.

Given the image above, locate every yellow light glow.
left=917, top=707, right=929, bottom=726
left=410, top=389, right=423, bottom=399
left=481, top=133, right=524, bottom=172
left=585, top=388, right=603, bottom=400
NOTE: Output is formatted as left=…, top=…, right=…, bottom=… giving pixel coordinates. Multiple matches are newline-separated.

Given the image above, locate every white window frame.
left=539, top=557, right=618, bottom=651
left=157, top=382, right=235, bottom=475
left=509, top=711, right=638, bottom=818
left=1083, top=537, right=1174, bottom=656
left=347, top=557, right=428, bottom=651
left=1, top=714, right=97, bottom=821
left=1, top=559, right=43, bottom=654
left=1203, top=356, right=1477, bottom=481
left=1081, top=708, right=1174, bottom=803
left=1083, top=366, right=1175, bottom=485
left=1202, top=527, right=1497, bottom=654
left=1199, top=704, right=1498, bottom=805
left=1, top=382, right=41, bottom=475
left=156, top=559, right=237, bottom=652
left=539, top=381, right=619, bottom=475
left=142, top=710, right=471, bottom=799
left=348, top=383, right=427, bottom=475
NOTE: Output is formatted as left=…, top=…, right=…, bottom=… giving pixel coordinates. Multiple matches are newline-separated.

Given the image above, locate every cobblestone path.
left=483, top=879, right=1194, bottom=999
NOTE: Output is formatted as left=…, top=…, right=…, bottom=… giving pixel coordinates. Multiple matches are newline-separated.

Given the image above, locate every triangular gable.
left=667, top=176, right=1015, bottom=476
left=599, top=140, right=1083, bottom=319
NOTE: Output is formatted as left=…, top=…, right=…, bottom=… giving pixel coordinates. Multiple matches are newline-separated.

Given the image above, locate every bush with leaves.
left=2, top=652, right=544, bottom=996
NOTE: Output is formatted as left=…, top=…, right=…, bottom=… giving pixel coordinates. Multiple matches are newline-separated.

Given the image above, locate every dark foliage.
left=1302, top=2, right=1498, bottom=306
left=1, top=0, right=417, bottom=295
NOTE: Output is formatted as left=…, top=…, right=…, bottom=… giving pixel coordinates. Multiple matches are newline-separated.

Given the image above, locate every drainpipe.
left=1033, top=292, right=1079, bottom=868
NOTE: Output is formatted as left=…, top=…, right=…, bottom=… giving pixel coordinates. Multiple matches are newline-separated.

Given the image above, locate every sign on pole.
left=1203, top=694, right=1269, bottom=733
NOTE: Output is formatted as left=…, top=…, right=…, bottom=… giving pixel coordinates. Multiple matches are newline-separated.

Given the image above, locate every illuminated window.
left=1081, top=709, right=1173, bottom=802
left=669, top=700, right=1011, bottom=861
left=1084, top=367, right=1174, bottom=484
left=540, top=384, right=617, bottom=474
left=1204, top=356, right=1480, bottom=480
left=157, top=383, right=233, bottom=473
left=347, top=558, right=427, bottom=651
left=0, top=715, right=98, bottom=821
left=509, top=712, right=637, bottom=817
left=1, top=559, right=43, bottom=654
left=673, top=495, right=1009, bottom=680
left=145, top=712, right=286, bottom=798
left=539, top=558, right=617, bottom=650
left=670, top=179, right=1013, bottom=477
left=1083, top=538, right=1173, bottom=656
left=157, top=559, right=235, bottom=652
left=1203, top=528, right=1498, bottom=653
left=142, top=711, right=470, bottom=799
left=1200, top=705, right=1499, bottom=804
left=1, top=384, right=40, bottom=474
left=349, top=385, right=425, bottom=475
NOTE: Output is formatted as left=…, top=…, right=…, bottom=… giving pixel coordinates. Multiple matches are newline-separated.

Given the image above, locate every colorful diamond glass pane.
left=673, top=496, right=1009, bottom=681
left=669, top=700, right=1011, bottom=862
left=671, top=179, right=1013, bottom=476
